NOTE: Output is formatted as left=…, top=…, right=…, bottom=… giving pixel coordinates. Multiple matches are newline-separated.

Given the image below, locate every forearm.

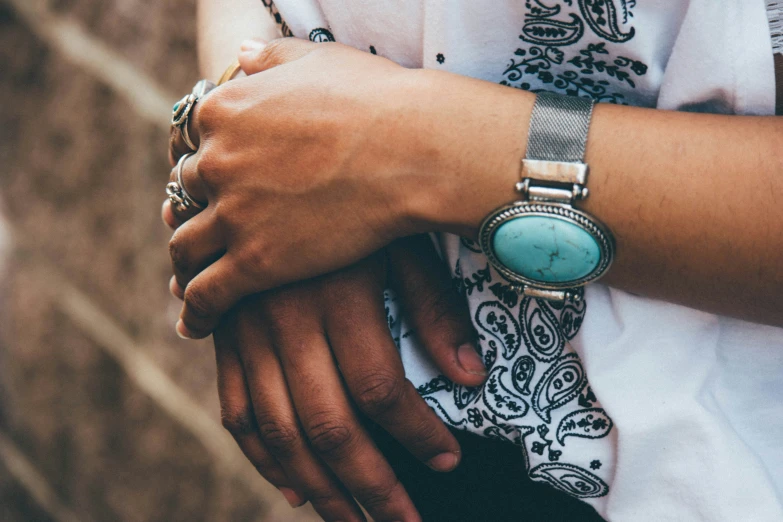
left=412, top=70, right=783, bottom=325
left=197, top=0, right=280, bottom=80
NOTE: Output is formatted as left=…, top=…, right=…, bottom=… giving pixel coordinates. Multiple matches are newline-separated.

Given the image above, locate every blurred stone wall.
left=0, top=1, right=318, bottom=520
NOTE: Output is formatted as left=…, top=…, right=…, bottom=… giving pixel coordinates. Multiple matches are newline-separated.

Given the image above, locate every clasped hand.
left=164, top=37, right=495, bottom=522
left=169, top=38, right=443, bottom=339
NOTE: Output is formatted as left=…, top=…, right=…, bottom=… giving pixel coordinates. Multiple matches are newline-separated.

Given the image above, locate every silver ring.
left=171, top=80, right=216, bottom=152
left=166, top=153, right=205, bottom=212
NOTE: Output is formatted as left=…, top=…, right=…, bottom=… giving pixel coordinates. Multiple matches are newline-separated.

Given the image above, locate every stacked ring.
left=166, top=153, right=205, bottom=212
left=171, top=79, right=216, bottom=151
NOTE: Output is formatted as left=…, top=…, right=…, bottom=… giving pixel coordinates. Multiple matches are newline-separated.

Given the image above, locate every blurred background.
left=0, top=0, right=317, bottom=520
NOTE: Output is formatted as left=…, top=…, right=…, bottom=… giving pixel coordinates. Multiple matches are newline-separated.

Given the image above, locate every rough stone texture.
left=0, top=1, right=317, bottom=520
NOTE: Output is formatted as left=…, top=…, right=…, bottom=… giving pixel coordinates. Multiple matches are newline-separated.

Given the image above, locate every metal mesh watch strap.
left=525, top=92, right=594, bottom=163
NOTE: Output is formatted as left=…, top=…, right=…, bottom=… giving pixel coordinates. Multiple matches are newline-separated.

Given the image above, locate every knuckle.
left=352, top=370, right=405, bottom=417
left=220, top=407, right=256, bottom=436
left=183, top=282, right=213, bottom=320
left=353, top=479, right=400, bottom=512
left=194, top=90, right=222, bottom=130
left=194, top=145, right=223, bottom=185
left=234, top=244, right=275, bottom=284
left=168, top=234, right=190, bottom=275
left=256, top=418, right=301, bottom=458
left=258, top=38, right=290, bottom=67
left=305, top=413, right=355, bottom=458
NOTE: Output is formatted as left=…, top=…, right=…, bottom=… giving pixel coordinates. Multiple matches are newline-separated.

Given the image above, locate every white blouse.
left=262, top=1, right=782, bottom=520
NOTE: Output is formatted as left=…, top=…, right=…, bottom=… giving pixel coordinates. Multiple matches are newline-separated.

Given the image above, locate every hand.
left=166, top=37, right=532, bottom=339
left=165, top=199, right=487, bottom=521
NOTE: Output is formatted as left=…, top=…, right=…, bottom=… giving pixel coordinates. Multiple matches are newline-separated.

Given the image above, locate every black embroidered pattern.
left=556, top=408, right=613, bottom=444
left=363, top=2, right=629, bottom=501
left=309, top=28, right=336, bottom=42
left=260, top=0, right=293, bottom=37
left=530, top=462, right=609, bottom=498
left=502, top=0, right=647, bottom=104
left=532, top=353, right=588, bottom=423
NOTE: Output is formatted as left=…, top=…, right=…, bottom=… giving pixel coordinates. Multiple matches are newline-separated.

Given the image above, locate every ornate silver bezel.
left=478, top=202, right=615, bottom=292
left=171, top=93, right=196, bottom=127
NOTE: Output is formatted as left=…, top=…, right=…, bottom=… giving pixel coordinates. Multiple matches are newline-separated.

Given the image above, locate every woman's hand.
left=167, top=37, right=532, bottom=339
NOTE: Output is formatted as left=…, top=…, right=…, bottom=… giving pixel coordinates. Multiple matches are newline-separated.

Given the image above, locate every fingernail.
left=457, top=344, right=487, bottom=376
left=278, top=487, right=305, bottom=508
left=240, top=39, right=266, bottom=52
left=175, top=319, right=193, bottom=340
left=427, top=452, right=459, bottom=472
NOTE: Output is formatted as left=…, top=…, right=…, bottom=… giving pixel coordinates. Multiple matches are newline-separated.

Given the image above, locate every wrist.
left=397, top=69, right=537, bottom=238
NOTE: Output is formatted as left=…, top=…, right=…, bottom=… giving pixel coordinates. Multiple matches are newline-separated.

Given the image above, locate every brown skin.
left=164, top=201, right=487, bottom=522
left=169, top=5, right=490, bottom=519
left=169, top=4, right=490, bottom=520
left=171, top=37, right=783, bottom=337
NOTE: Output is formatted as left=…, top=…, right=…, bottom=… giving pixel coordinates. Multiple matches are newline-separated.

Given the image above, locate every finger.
left=325, top=263, right=462, bottom=473
left=161, top=200, right=181, bottom=230
left=169, top=124, right=195, bottom=167
left=170, top=276, right=184, bottom=300
left=168, top=152, right=208, bottom=219
left=235, top=302, right=366, bottom=522
left=168, top=209, right=225, bottom=290
left=270, top=308, right=420, bottom=521
left=178, top=256, right=250, bottom=339
left=238, top=37, right=319, bottom=75
left=169, top=82, right=215, bottom=165
left=388, top=235, right=487, bottom=387
left=213, top=311, right=298, bottom=502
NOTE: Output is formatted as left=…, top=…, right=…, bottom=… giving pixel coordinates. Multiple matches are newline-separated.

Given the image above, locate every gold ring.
left=218, top=61, right=242, bottom=85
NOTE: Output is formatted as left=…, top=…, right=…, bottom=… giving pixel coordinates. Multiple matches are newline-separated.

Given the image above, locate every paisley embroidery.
left=529, top=463, right=609, bottom=498
left=521, top=298, right=565, bottom=362
left=463, top=264, right=492, bottom=295
left=501, top=1, right=647, bottom=105
left=489, top=281, right=521, bottom=309
left=309, top=27, right=335, bottom=42
left=532, top=353, right=588, bottom=422
left=485, top=422, right=535, bottom=450
left=512, top=355, right=536, bottom=396
left=523, top=13, right=586, bottom=46
left=532, top=424, right=563, bottom=462
left=556, top=408, right=614, bottom=445
left=521, top=1, right=585, bottom=46
left=482, top=367, right=531, bottom=420
left=476, top=301, right=522, bottom=360
left=460, top=236, right=483, bottom=253
left=453, top=383, right=481, bottom=409
left=423, top=397, right=468, bottom=428
left=417, top=375, right=453, bottom=396
left=559, top=295, right=587, bottom=340
left=578, top=0, right=635, bottom=43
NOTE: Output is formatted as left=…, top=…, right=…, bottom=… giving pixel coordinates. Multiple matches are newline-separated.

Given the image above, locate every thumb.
left=238, top=37, right=317, bottom=75
left=387, top=235, right=488, bottom=388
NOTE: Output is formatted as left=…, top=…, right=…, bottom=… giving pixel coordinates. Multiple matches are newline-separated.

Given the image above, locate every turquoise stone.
left=172, top=101, right=181, bottom=113
left=492, top=216, right=600, bottom=284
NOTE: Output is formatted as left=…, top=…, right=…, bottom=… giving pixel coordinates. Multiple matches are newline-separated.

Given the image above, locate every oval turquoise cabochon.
left=492, top=215, right=601, bottom=284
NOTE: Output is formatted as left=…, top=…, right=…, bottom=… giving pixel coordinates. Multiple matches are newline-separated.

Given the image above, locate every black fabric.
left=369, top=422, right=606, bottom=522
